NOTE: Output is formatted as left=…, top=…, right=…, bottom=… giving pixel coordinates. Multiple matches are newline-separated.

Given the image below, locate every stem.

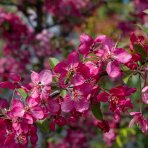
left=50, top=90, right=60, bottom=98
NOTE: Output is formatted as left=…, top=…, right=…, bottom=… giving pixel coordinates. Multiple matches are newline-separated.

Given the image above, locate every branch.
left=50, top=90, right=60, bottom=98
left=35, top=0, right=44, bottom=33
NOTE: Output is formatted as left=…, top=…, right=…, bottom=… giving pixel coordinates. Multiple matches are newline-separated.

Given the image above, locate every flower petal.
left=31, top=107, right=44, bottom=120
left=106, top=61, right=121, bottom=78
left=113, top=48, right=132, bottom=63
left=97, top=92, right=109, bottom=102
left=39, top=70, right=52, bottom=85
left=61, top=98, right=74, bottom=113
left=74, top=99, right=89, bottom=112
left=31, top=71, right=39, bottom=84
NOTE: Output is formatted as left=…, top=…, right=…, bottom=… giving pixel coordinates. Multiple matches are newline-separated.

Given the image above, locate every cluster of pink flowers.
left=0, top=32, right=147, bottom=147
left=0, top=9, right=61, bottom=81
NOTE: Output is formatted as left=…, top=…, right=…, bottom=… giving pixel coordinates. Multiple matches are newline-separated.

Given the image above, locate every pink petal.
left=24, top=113, right=33, bottom=124
left=39, top=70, right=52, bottom=85
left=0, top=81, right=15, bottom=89
left=27, top=97, right=39, bottom=107
left=79, top=34, right=93, bottom=55
left=12, top=122, right=20, bottom=131
left=129, top=118, right=136, bottom=128
left=83, top=62, right=98, bottom=77
left=48, top=100, right=60, bottom=113
left=67, top=51, right=79, bottom=66
left=75, top=83, right=92, bottom=96
left=79, top=44, right=89, bottom=55
left=30, top=87, right=40, bottom=98
left=61, top=98, right=74, bottom=112
left=54, top=61, right=67, bottom=74
left=11, top=99, right=24, bottom=109
left=97, top=92, right=109, bottom=102
left=31, top=71, right=39, bottom=84
left=113, top=48, right=132, bottom=63
left=72, top=74, right=85, bottom=86
left=106, top=61, right=121, bottom=78
left=8, top=106, right=25, bottom=118
left=30, top=135, right=38, bottom=145
left=130, top=112, right=141, bottom=116
left=8, top=73, right=21, bottom=82
left=31, top=106, right=44, bottom=119
left=80, top=34, right=93, bottom=45
left=94, top=35, right=115, bottom=49
left=74, top=99, right=89, bottom=112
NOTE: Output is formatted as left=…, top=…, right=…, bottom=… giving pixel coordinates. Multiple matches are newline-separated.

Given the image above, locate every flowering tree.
left=0, top=0, right=148, bottom=147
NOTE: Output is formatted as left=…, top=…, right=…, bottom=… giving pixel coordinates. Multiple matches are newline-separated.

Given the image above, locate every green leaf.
left=91, top=103, right=103, bottom=120
left=123, top=71, right=133, bottom=84
left=134, top=44, right=148, bottom=60
left=116, top=136, right=123, bottom=147
left=127, top=74, right=141, bottom=100
left=60, top=89, right=67, bottom=98
left=36, top=119, right=50, bottom=133
left=17, top=88, right=27, bottom=100
left=49, top=57, right=59, bottom=69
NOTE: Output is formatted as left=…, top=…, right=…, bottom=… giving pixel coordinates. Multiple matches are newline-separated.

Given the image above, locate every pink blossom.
left=30, top=70, right=52, bottom=98
left=61, top=83, right=91, bottom=112
left=97, top=86, right=135, bottom=119
left=54, top=51, right=85, bottom=87
left=25, top=97, right=44, bottom=120
left=96, top=45, right=132, bottom=78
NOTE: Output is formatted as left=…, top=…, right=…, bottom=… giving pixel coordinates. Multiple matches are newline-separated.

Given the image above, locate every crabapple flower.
left=79, top=34, right=94, bottom=55
left=96, top=45, right=132, bottom=78
left=61, top=83, right=92, bottom=112
left=8, top=99, right=25, bottom=118
left=54, top=51, right=85, bottom=87
left=125, top=53, right=141, bottom=70
left=79, top=34, right=132, bottom=78
left=97, top=86, right=136, bottom=119
left=129, top=112, right=148, bottom=133
left=25, top=97, right=44, bottom=120
left=31, top=70, right=52, bottom=86
left=30, top=70, right=52, bottom=98
left=40, top=97, right=60, bottom=115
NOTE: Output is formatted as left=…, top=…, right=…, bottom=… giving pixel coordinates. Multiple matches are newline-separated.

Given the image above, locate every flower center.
left=109, top=96, right=119, bottom=104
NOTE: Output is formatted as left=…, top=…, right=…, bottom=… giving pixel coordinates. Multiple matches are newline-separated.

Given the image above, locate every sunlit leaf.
left=49, top=57, right=59, bottom=69
left=36, top=119, right=50, bottom=133
left=17, top=88, right=27, bottom=100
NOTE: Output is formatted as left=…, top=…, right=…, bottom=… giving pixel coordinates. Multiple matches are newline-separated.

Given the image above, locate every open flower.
left=61, top=83, right=92, bottom=112
left=96, top=43, right=131, bottom=78
left=54, top=51, right=85, bottom=87
left=97, top=86, right=136, bottom=119
left=30, top=70, right=52, bottom=98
